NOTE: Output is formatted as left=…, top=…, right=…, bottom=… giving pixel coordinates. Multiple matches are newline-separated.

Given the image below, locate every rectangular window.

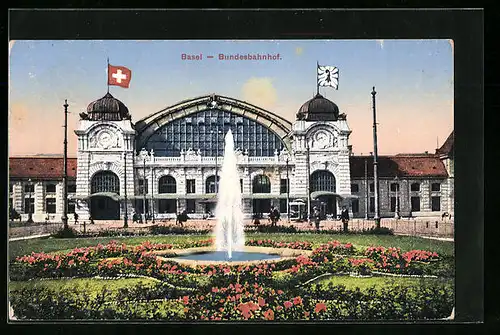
left=186, top=179, right=196, bottom=194
left=24, top=198, right=34, bottom=214
left=68, top=200, right=76, bottom=214
left=279, top=199, right=287, bottom=213
left=46, top=184, right=56, bottom=193
left=351, top=183, right=359, bottom=193
left=431, top=196, right=441, bottom=211
left=24, top=184, right=34, bottom=193
left=138, top=179, right=148, bottom=194
left=431, top=183, right=441, bottom=192
left=9, top=184, right=13, bottom=193
left=46, top=198, right=57, bottom=213
left=369, top=183, right=374, bottom=193
left=369, top=197, right=375, bottom=213
left=351, top=199, right=359, bottom=213
left=280, top=179, right=289, bottom=194
left=411, top=196, right=421, bottom=212
left=390, top=197, right=397, bottom=212
left=186, top=199, right=196, bottom=213
left=390, top=183, right=400, bottom=192
left=410, top=183, right=420, bottom=192
left=68, top=184, right=77, bottom=193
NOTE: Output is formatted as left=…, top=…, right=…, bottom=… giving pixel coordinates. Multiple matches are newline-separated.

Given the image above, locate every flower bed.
left=245, top=239, right=312, bottom=250
left=363, top=246, right=439, bottom=275
left=9, top=238, right=452, bottom=320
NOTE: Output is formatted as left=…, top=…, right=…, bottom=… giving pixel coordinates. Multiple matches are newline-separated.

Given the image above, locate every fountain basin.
left=153, top=246, right=311, bottom=266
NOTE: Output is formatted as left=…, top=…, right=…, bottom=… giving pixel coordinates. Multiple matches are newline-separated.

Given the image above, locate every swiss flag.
left=108, top=64, right=132, bottom=88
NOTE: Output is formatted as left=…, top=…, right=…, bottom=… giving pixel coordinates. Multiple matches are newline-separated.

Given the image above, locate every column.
left=35, top=181, right=45, bottom=221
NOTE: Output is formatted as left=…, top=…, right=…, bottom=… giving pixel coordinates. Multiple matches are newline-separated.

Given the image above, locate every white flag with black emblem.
left=317, top=65, right=339, bottom=89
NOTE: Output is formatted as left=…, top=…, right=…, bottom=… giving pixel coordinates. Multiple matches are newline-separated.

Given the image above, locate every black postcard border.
left=5, top=8, right=484, bottom=332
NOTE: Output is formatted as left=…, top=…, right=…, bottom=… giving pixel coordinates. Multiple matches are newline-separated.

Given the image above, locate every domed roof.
left=85, top=92, right=131, bottom=121
left=296, top=93, right=340, bottom=121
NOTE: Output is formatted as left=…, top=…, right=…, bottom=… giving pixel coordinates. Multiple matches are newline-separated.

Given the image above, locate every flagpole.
left=316, top=61, right=320, bottom=96
left=107, top=58, right=110, bottom=94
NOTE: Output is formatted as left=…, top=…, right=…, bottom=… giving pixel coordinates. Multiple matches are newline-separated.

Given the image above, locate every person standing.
left=269, top=206, right=276, bottom=226
left=273, top=207, right=281, bottom=226
left=313, top=206, right=321, bottom=231
left=74, top=212, right=79, bottom=225
left=341, top=206, right=350, bottom=233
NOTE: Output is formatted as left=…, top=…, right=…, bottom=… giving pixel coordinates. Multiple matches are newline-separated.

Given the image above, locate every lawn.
left=9, top=233, right=454, bottom=261
left=9, top=277, right=159, bottom=297
left=9, top=234, right=455, bottom=321
left=313, top=274, right=454, bottom=292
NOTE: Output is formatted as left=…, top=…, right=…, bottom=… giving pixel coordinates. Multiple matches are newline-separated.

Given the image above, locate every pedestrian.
left=89, top=215, right=94, bottom=224
left=273, top=207, right=281, bottom=226
left=74, top=212, right=79, bottom=225
left=341, top=206, right=350, bottom=233
left=269, top=206, right=276, bottom=226
left=313, top=206, right=321, bottom=231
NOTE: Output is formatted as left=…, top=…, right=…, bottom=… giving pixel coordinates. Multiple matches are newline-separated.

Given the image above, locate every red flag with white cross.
left=108, top=64, right=132, bottom=88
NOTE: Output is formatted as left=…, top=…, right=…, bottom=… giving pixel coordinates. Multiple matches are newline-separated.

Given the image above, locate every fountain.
left=214, top=129, right=245, bottom=258
left=168, top=129, right=288, bottom=263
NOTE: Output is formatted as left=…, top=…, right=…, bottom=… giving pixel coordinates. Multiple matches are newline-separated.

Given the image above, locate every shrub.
left=248, top=225, right=298, bottom=234
left=52, top=227, right=79, bottom=238
left=9, top=284, right=185, bottom=320
left=149, top=226, right=212, bottom=235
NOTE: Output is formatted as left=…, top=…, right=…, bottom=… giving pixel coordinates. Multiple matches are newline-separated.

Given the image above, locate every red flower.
left=315, top=302, right=327, bottom=313
left=182, top=296, right=189, bottom=305
left=263, top=309, right=274, bottom=320
left=284, top=301, right=293, bottom=309
left=293, top=296, right=303, bottom=305
left=276, top=306, right=283, bottom=311
left=277, top=290, right=284, bottom=295
left=212, top=287, right=219, bottom=293
left=258, top=297, right=266, bottom=307
left=304, top=311, right=310, bottom=318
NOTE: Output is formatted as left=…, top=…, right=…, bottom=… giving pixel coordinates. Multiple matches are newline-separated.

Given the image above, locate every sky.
left=9, top=39, right=453, bottom=157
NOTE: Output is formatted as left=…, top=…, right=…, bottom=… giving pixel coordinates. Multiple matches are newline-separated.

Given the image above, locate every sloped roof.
left=350, top=155, right=449, bottom=178
left=9, top=157, right=78, bottom=179
left=436, top=131, right=454, bottom=156
left=9, top=154, right=449, bottom=180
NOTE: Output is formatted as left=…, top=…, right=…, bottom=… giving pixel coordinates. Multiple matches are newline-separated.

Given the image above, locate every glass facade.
left=91, top=171, right=120, bottom=194
left=144, top=109, right=285, bottom=157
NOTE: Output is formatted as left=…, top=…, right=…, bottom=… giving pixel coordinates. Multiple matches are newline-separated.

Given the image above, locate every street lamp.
left=211, top=129, right=222, bottom=194
left=151, top=164, right=155, bottom=224
left=27, top=178, right=34, bottom=223
left=285, top=154, right=290, bottom=223
left=140, top=148, right=149, bottom=223
left=123, top=151, right=128, bottom=228
left=394, top=176, right=400, bottom=219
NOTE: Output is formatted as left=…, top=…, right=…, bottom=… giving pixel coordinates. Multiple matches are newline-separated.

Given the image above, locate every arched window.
left=205, top=175, right=220, bottom=194
left=158, top=175, right=177, bottom=194
left=91, top=171, right=120, bottom=194
left=252, top=174, right=271, bottom=193
left=144, top=109, right=285, bottom=157
left=310, top=170, right=336, bottom=193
